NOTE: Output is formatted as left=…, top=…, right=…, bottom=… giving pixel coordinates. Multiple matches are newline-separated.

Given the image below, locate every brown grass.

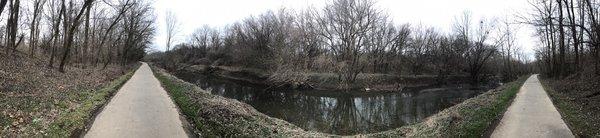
left=0, top=52, right=137, bottom=136
left=540, top=72, right=600, bottom=137
left=150, top=64, right=330, bottom=137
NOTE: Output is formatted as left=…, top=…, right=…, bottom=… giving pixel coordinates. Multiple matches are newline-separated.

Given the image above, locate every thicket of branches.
left=0, top=0, right=155, bottom=72
left=153, top=0, right=533, bottom=84
left=526, top=0, right=600, bottom=78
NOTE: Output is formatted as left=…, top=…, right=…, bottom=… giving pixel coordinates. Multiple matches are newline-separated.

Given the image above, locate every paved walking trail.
left=491, top=74, right=573, bottom=138
left=85, top=63, right=187, bottom=138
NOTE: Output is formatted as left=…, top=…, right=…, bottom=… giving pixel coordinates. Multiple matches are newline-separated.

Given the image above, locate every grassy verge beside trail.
left=45, top=64, right=139, bottom=136
left=0, top=51, right=140, bottom=137
left=540, top=77, right=600, bottom=137
left=150, top=64, right=329, bottom=137
left=366, top=75, right=529, bottom=137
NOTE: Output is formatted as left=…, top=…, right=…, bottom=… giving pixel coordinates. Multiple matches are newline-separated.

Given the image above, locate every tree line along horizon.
left=0, top=0, right=597, bottom=85
left=0, top=0, right=154, bottom=72
left=155, top=0, right=535, bottom=85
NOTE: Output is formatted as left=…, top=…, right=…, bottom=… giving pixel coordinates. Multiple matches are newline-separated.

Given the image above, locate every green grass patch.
left=150, top=64, right=329, bottom=137
left=154, top=74, right=199, bottom=117
left=153, top=65, right=263, bottom=136
left=153, top=65, right=223, bottom=136
left=452, top=76, right=527, bottom=137
left=45, top=65, right=139, bottom=137
left=152, top=69, right=204, bottom=132
left=368, top=75, right=529, bottom=137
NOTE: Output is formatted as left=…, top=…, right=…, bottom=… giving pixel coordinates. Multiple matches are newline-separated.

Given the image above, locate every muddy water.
left=177, top=74, right=488, bottom=135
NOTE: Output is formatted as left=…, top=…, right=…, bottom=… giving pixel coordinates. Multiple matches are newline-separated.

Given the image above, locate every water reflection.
left=177, top=74, right=484, bottom=135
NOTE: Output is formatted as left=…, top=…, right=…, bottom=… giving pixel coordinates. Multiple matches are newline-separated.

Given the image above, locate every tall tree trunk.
left=29, top=0, right=43, bottom=57
left=82, top=3, right=91, bottom=67
left=49, top=0, right=66, bottom=68
left=549, top=18, right=558, bottom=76
left=584, top=0, right=600, bottom=74
left=58, top=0, right=95, bottom=72
left=544, top=21, right=554, bottom=76
left=578, top=0, right=585, bottom=68
left=0, top=0, right=6, bottom=50
left=564, top=0, right=579, bottom=71
left=5, top=0, right=19, bottom=54
left=557, top=0, right=566, bottom=77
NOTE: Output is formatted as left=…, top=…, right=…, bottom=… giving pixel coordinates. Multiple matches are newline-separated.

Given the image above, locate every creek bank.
left=151, top=63, right=526, bottom=137
left=176, top=64, right=494, bottom=92
left=365, top=75, right=528, bottom=137
left=175, top=71, right=490, bottom=135
left=150, top=64, right=330, bottom=137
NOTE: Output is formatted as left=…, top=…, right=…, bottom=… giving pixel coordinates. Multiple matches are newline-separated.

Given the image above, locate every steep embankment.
left=366, top=75, right=528, bottom=137
left=151, top=64, right=329, bottom=137
left=0, top=52, right=139, bottom=136
left=152, top=63, right=527, bottom=137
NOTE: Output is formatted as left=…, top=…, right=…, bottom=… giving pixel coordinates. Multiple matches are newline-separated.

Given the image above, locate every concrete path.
left=85, top=63, right=188, bottom=138
left=491, top=74, right=573, bottom=138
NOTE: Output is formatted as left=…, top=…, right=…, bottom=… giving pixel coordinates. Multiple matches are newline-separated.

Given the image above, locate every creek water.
left=177, top=74, right=488, bottom=135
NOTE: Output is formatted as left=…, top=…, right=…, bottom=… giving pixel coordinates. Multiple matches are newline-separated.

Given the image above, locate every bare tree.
left=0, top=0, right=150, bottom=72
left=96, top=0, right=134, bottom=67
left=556, top=0, right=566, bottom=77
left=583, top=0, right=600, bottom=74
left=317, top=0, right=385, bottom=85
left=120, top=0, right=155, bottom=65
left=152, top=0, right=533, bottom=89
left=499, top=19, right=518, bottom=80
left=58, top=0, right=95, bottom=72
left=294, top=10, right=323, bottom=70
left=5, top=0, right=20, bottom=54
left=29, top=0, right=46, bottom=57
left=527, top=0, right=600, bottom=76
left=47, top=0, right=65, bottom=68
left=453, top=12, right=500, bottom=84
left=165, top=10, right=179, bottom=51
left=564, top=0, right=580, bottom=70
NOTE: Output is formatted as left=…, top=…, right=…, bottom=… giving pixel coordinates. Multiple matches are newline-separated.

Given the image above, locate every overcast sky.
left=151, top=0, right=537, bottom=60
